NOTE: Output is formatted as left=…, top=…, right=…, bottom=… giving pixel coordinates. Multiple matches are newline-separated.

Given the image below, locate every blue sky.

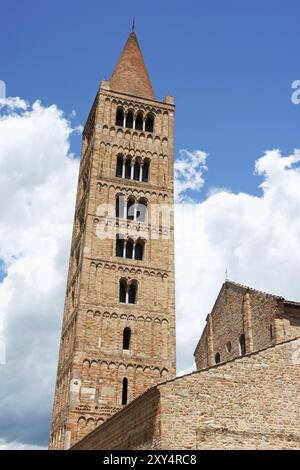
left=1, top=0, right=299, bottom=197
left=1, top=1, right=300, bottom=449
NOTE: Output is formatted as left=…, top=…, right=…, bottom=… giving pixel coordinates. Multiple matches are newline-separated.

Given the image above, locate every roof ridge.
left=225, top=280, right=284, bottom=299
left=163, top=334, right=300, bottom=385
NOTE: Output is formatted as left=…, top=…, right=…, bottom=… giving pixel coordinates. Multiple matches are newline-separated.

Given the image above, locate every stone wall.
left=73, top=337, right=300, bottom=450
left=73, top=387, right=161, bottom=450
left=194, top=281, right=300, bottom=370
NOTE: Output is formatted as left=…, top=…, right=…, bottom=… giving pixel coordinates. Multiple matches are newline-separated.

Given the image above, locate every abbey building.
left=49, top=31, right=300, bottom=451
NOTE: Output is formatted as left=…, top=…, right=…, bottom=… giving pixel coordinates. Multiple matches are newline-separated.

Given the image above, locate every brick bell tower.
left=49, top=30, right=176, bottom=450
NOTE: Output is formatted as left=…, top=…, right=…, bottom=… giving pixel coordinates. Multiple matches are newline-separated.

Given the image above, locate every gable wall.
left=194, top=283, right=280, bottom=369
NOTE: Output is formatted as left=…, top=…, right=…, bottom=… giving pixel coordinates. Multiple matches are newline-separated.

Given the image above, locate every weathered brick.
left=73, top=338, right=300, bottom=450
left=49, top=31, right=176, bottom=450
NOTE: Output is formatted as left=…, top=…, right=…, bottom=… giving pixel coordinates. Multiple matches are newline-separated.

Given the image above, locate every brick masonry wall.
left=160, top=337, right=300, bottom=450
left=73, top=387, right=162, bottom=450
left=194, top=282, right=300, bottom=369
left=73, top=337, right=300, bottom=450
left=283, top=304, right=300, bottom=340
left=49, top=79, right=176, bottom=450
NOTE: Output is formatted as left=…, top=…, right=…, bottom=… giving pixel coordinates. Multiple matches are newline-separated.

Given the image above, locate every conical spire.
left=110, top=32, right=155, bottom=100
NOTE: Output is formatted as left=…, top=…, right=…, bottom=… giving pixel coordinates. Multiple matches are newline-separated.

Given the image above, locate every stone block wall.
left=73, top=337, right=300, bottom=450
left=194, top=281, right=300, bottom=369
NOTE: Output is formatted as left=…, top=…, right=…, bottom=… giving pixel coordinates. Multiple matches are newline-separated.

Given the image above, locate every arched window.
left=122, top=378, right=128, bottom=405
left=115, top=195, right=120, bottom=218
left=133, top=159, right=140, bottom=181
left=119, top=279, right=137, bottom=304
left=125, top=157, right=131, bottom=179
left=127, top=198, right=135, bottom=220
left=116, top=155, right=123, bottom=177
left=145, top=114, right=154, bottom=133
left=116, top=108, right=124, bottom=127
left=116, top=194, right=125, bottom=219
left=119, top=280, right=126, bottom=303
left=116, top=236, right=124, bottom=257
left=136, top=199, right=147, bottom=222
left=126, top=111, right=133, bottom=129
left=215, top=352, right=221, bottom=364
left=142, top=159, right=150, bottom=182
left=239, top=333, right=246, bottom=356
left=135, top=241, right=144, bottom=260
left=126, top=239, right=133, bottom=259
left=128, top=282, right=137, bottom=304
left=135, top=113, right=143, bottom=131
left=123, top=327, right=131, bottom=350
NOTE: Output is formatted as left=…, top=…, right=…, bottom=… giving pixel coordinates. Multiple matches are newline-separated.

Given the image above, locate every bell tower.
left=49, top=31, right=176, bottom=450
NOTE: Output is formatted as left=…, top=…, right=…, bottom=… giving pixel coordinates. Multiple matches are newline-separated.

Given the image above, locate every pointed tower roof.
left=110, top=32, right=155, bottom=100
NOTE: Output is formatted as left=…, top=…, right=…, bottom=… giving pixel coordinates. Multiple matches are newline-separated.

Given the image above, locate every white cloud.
left=0, top=98, right=79, bottom=447
left=206, top=186, right=232, bottom=197
left=0, top=438, right=46, bottom=450
left=174, top=149, right=208, bottom=201
left=175, top=147, right=300, bottom=371
left=1, top=96, right=300, bottom=449
left=0, top=97, right=28, bottom=111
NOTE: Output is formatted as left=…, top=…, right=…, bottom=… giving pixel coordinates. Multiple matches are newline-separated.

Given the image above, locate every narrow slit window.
left=123, top=327, right=131, bottom=350
left=215, top=352, right=221, bottom=364
left=122, top=378, right=128, bottom=405
left=239, top=333, right=246, bottom=356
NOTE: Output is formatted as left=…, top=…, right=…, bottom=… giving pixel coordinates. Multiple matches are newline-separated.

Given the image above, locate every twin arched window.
left=115, top=108, right=154, bottom=133
left=119, top=279, right=137, bottom=304
left=115, top=195, right=147, bottom=222
left=116, top=236, right=144, bottom=261
left=116, top=154, right=150, bottom=182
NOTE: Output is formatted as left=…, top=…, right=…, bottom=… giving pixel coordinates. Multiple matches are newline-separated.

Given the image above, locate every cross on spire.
left=132, top=18, right=135, bottom=32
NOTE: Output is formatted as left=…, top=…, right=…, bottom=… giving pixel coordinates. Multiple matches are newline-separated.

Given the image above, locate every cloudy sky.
left=1, top=0, right=300, bottom=451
